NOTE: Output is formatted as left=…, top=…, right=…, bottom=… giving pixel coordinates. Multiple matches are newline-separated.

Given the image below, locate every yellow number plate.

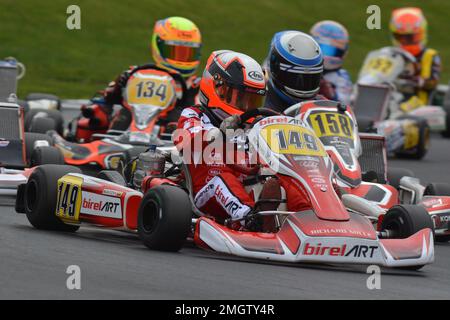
left=260, top=124, right=326, bottom=157
left=55, top=175, right=83, bottom=223
left=363, top=57, right=394, bottom=76
left=308, top=112, right=354, bottom=139
left=126, top=74, right=175, bottom=107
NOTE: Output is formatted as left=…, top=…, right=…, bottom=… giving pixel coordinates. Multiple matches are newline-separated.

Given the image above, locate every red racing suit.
left=174, top=105, right=311, bottom=223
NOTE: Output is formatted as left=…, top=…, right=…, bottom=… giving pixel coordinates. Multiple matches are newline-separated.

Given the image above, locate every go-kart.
left=16, top=107, right=434, bottom=270
left=285, top=99, right=449, bottom=242
left=31, top=69, right=179, bottom=173
left=352, top=46, right=449, bottom=159
left=0, top=101, right=64, bottom=197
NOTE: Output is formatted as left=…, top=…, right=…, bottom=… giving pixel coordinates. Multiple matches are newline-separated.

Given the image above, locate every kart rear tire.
left=26, top=93, right=61, bottom=109
left=424, top=182, right=450, bottom=196
left=381, top=205, right=434, bottom=239
left=25, top=109, right=64, bottom=135
left=29, top=117, right=57, bottom=134
left=97, top=170, right=126, bottom=187
left=25, top=164, right=81, bottom=231
left=138, top=185, right=192, bottom=252
left=25, top=132, right=54, bottom=164
left=30, top=146, right=65, bottom=167
left=387, top=167, right=415, bottom=189
left=441, top=105, right=450, bottom=138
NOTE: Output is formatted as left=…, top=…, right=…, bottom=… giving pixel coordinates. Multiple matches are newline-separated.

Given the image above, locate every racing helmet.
left=199, top=50, right=267, bottom=116
left=267, top=31, right=323, bottom=99
left=390, top=7, right=427, bottom=56
left=151, top=17, right=202, bottom=78
left=310, top=20, right=349, bottom=71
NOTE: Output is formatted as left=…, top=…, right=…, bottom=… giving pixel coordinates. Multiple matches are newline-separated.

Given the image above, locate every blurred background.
left=1, top=0, right=448, bottom=98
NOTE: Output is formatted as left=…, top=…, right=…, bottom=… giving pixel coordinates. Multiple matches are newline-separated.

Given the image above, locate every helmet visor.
left=319, top=43, right=346, bottom=58
left=215, top=81, right=265, bottom=112
left=157, top=38, right=201, bottom=62
left=393, top=32, right=422, bottom=45
left=273, top=68, right=322, bottom=93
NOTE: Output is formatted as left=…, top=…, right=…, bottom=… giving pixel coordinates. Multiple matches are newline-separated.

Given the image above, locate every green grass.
left=1, top=0, right=449, bottom=98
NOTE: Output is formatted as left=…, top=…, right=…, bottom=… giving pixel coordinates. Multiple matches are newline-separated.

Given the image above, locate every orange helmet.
left=390, top=7, right=427, bottom=56
left=199, top=50, right=266, bottom=116
left=151, top=17, right=202, bottom=78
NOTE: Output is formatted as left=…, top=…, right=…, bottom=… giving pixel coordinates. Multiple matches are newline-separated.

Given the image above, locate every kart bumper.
left=195, top=217, right=434, bottom=268
left=0, top=170, right=28, bottom=194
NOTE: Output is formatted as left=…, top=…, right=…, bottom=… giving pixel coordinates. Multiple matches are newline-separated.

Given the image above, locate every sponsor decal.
left=248, top=71, right=263, bottom=81
left=423, top=198, right=443, bottom=208
left=102, top=189, right=123, bottom=197
left=80, top=191, right=122, bottom=219
left=214, top=185, right=244, bottom=216
left=309, top=228, right=373, bottom=238
left=303, top=243, right=378, bottom=258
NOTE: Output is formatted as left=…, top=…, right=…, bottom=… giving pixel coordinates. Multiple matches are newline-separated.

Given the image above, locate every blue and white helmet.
left=268, top=31, right=323, bottom=99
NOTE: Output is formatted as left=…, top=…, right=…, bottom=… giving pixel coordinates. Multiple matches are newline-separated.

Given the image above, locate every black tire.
left=26, top=93, right=61, bottom=109
left=25, top=109, right=64, bottom=135
left=97, top=170, right=126, bottom=187
left=387, top=167, right=415, bottom=189
left=424, top=183, right=450, bottom=196
left=137, top=185, right=192, bottom=252
left=381, top=205, right=434, bottom=239
left=395, top=117, right=430, bottom=160
left=435, top=235, right=450, bottom=243
left=29, top=117, right=57, bottom=134
left=441, top=105, right=450, bottom=138
left=381, top=205, right=434, bottom=270
left=24, top=132, right=54, bottom=165
left=356, top=116, right=375, bottom=133
left=25, top=164, right=81, bottom=231
left=30, top=146, right=65, bottom=167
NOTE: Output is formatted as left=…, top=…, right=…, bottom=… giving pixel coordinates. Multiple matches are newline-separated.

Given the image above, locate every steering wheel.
left=226, top=108, right=279, bottom=175
left=238, top=108, right=280, bottom=128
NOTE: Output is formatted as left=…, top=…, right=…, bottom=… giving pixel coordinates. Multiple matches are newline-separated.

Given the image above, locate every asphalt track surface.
left=1, top=134, right=450, bottom=300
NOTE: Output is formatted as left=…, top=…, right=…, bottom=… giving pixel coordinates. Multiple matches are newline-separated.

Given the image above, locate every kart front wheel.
left=137, top=185, right=192, bottom=252
left=25, top=164, right=81, bottom=231
left=381, top=205, right=434, bottom=270
left=381, top=205, right=434, bottom=239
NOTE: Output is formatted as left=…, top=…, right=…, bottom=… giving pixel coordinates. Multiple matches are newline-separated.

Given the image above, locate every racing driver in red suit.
left=174, top=50, right=311, bottom=230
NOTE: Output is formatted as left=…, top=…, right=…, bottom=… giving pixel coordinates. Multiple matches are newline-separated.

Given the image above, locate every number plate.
left=260, top=124, right=326, bottom=157
left=55, top=175, right=83, bottom=223
left=308, top=111, right=354, bottom=139
left=126, top=73, right=175, bottom=108
left=363, top=57, right=394, bottom=76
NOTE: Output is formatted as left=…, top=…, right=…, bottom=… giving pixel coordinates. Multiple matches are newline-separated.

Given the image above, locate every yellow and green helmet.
left=151, top=17, right=202, bottom=78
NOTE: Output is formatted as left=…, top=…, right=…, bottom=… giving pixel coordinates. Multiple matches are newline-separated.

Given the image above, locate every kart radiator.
left=0, top=103, right=25, bottom=168
left=0, top=60, right=18, bottom=102
left=358, top=133, right=387, bottom=184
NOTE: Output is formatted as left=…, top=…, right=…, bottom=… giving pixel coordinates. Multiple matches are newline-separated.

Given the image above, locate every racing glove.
left=220, top=115, right=241, bottom=133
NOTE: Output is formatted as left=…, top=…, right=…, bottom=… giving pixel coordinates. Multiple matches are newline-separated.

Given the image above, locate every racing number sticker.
left=55, top=175, right=83, bottom=223
left=309, top=112, right=354, bottom=139
left=261, top=124, right=326, bottom=157
left=126, top=75, right=175, bottom=108
left=363, top=57, right=394, bottom=76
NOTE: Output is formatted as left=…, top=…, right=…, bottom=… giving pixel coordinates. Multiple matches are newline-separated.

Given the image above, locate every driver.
left=390, top=7, right=441, bottom=111
left=263, top=30, right=325, bottom=112
left=175, top=50, right=310, bottom=230
left=310, top=20, right=353, bottom=105
left=83, top=16, right=202, bottom=133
